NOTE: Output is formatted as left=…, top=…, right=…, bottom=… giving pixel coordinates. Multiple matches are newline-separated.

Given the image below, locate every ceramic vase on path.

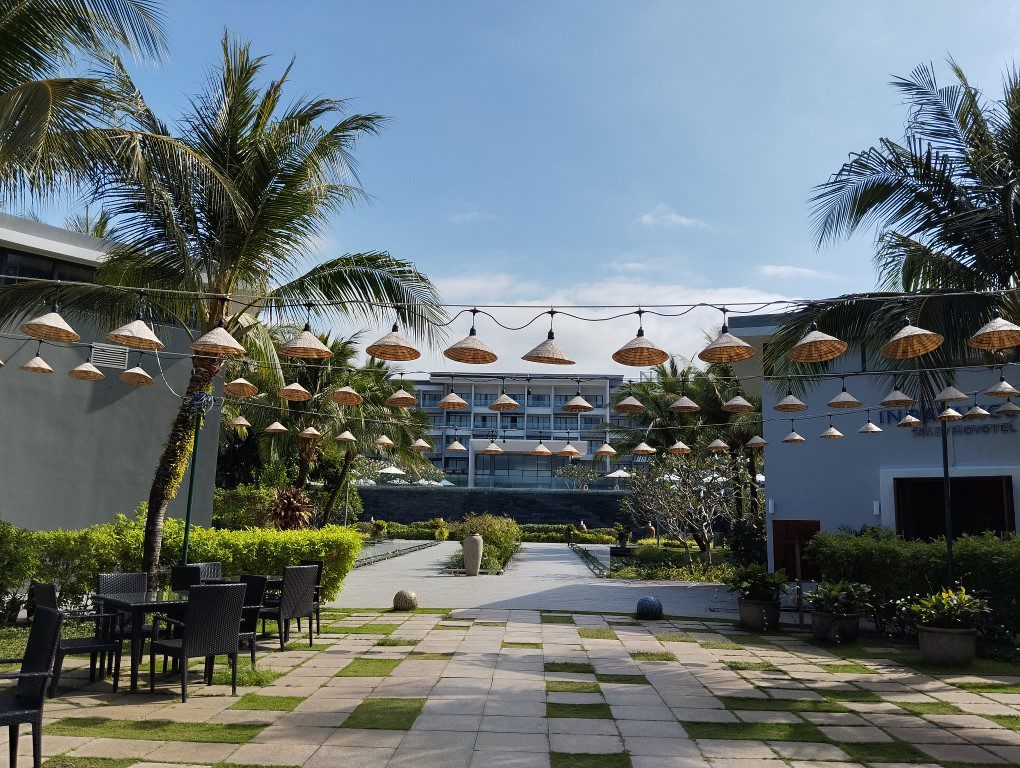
left=462, top=533, right=483, bottom=576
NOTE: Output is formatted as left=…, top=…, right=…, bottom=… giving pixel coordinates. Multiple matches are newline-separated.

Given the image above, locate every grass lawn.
left=503, top=641, right=543, bottom=649
left=595, top=673, right=649, bottom=685
left=541, top=614, right=575, bottom=625
left=545, top=662, right=596, bottom=674
left=720, top=696, right=849, bottom=713
left=375, top=636, right=420, bottom=647
left=954, top=681, right=1020, bottom=693
left=343, top=623, right=398, bottom=635
left=680, top=720, right=826, bottom=742
left=986, top=714, right=1020, bottom=730
left=336, top=658, right=401, bottom=677
left=655, top=632, right=695, bottom=643
left=475, top=621, right=507, bottom=627
left=725, top=660, right=779, bottom=672
left=896, top=653, right=1020, bottom=677
left=210, top=664, right=283, bottom=687
left=838, top=741, right=931, bottom=763
left=36, top=759, right=137, bottom=768
left=433, top=623, right=470, bottom=631
left=550, top=753, right=632, bottom=768
left=577, top=628, right=618, bottom=640
left=546, top=702, right=614, bottom=719
left=341, top=698, right=425, bottom=730
left=45, top=718, right=262, bottom=744
left=229, top=694, right=305, bottom=711
left=699, top=640, right=743, bottom=650
left=824, top=688, right=883, bottom=702
left=0, top=625, right=29, bottom=670
left=547, top=680, right=601, bottom=693
left=408, top=652, right=454, bottom=660
left=630, top=651, right=677, bottom=662
left=896, top=701, right=965, bottom=715
left=282, top=641, right=333, bottom=652
left=817, top=662, right=875, bottom=674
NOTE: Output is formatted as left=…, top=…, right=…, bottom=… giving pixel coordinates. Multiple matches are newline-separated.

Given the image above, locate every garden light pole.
left=180, top=391, right=215, bottom=567
left=940, top=420, right=956, bottom=585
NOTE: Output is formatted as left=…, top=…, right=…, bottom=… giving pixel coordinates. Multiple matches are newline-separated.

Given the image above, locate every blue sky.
left=121, top=1, right=1020, bottom=371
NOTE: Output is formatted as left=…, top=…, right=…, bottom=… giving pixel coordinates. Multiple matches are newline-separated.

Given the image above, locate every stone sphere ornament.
left=393, top=589, right=419, bottom=612
left=636, top=596, right=664, bottom=620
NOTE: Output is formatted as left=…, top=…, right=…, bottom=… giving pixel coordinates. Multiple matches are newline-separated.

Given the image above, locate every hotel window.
left=473, top=414, right=498, bottom=429
left=526, top=415, right=550, bottom=430
left=1, top=250, right=54, bottom=284
left=473, top=392, right=497, bottom=407
left=527, top=393, right=550, bottom=407
left=502, top=414, right=524, bottom=430
left=553, top=416, right=576, bottom=431
left=420, top=392, right=443, bottom=408
left=446, top=413, right=471, bottom=427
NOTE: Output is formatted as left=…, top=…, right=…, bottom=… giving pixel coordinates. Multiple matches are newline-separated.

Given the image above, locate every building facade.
left=413, top=373, right=637, bottom=488
left=0, top=213, right=218, bottom=530
left=730, top=315, right=1020, bottom=575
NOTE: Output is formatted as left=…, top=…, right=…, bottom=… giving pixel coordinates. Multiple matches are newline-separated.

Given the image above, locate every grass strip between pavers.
left=541, top=614, right=575, bottom=624
left=630, top=651, right=677, bottom=662
left=342, top=622, right=398, bottom=635
left=725, top=660, right=779, bottom=671
left=547, top=680, right=601, bottom=693
left=546, top=702, right=614, bottom=719
left=680, top=720, right=826, bottom=742
left=817, top=662, right=875, bottom=674
left=41, top=760, right=301, bottom=768
left=954, top=681, right=1020, bottom=693
left=595, top=673, right=649, bottom=685
left=720, top=696, right=849, bottom=713
left=503, top=641, right=543, bottom=649
left=282, top=641, right=333, bottom=652
left=341, top=697, right=426, bottom=730
left=336, top=657, right=401, bottom=677
left=699, top=640, right=743, bottom=650
left=896, top=700, right=965, bottom=715
left=655, top=632, right=696, bottom=643
left=407, top=652, right=455, bottom=660
left=44, top=717, right=262, bottom=744
left=837, top=741, right=931, bottom=763
left=550, top=752, right=632, bottom=768
left=577, top=628, right=618, bottom=640
left=824, top=688, right=883, bottom=702
left=986, top=714, right=1020, bottom=730
left=375, top=636, right=420, bottom=647
left=545, top=661, right=596, bottom=674
left=229, top=694, right=306, bottom=711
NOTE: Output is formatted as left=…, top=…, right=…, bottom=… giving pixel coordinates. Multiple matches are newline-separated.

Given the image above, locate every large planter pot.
left=462, top=534, right=484, bottom=576
left=811, top=611, right=860, bottom=644
left=917, top=625, right=976, bottom=666
left=609, top=545, right=635, bottom=558
left=738, top=597, right=780, bottom=631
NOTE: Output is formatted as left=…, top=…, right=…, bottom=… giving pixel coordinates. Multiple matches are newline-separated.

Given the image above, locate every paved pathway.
left=334, top=541, right=735, bottom=618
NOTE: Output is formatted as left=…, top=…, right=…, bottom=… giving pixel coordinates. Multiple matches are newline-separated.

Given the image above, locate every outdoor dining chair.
left=1, top=606, right=63, bottom=768
left=192, top=562, right=223, bottom=581
left=297, top=559, right=323, bottom=635
left=258, top=565, right=317, bottom=651
left=97, top=572, right=151, bottom=676
left=237, top=575, right=268, bottom=665
left=170, top=565, right=202, bottom=592
left=148, top=583, right=246, bottom=701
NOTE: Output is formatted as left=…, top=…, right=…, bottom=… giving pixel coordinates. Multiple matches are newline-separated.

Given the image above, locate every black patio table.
left=93, top=590, right=188, bottom=692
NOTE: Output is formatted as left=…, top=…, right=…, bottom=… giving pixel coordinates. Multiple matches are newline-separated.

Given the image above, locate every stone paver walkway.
left=8, top=608, right=1020, bottom=768
left=333, top=541, right=733, bottom=617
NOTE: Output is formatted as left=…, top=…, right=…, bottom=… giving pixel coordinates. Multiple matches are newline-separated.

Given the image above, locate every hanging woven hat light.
left=881, top=388, right=915, bottom=407
left=668, top=393, right=700, bottom=413
left=934, top=385, right=968, bottom=404
left=698, top=311, right=756, bottom=364
left=707, top=438, right=730, bottom=452
left=410, top=438, right=431, bottom=452
left=224, top=378, right=259, bottom=398
left=447, top=439, right=467, bottom=452
left=612, top=310, right=669, bottom=366
left=281, top=304, right=333, bottom=359
left=298, top=426, right=323, bottom=440
left=827, top=380, right=862, bottom=409
left=374, top=434, right=395, bottom=447
left=938, top=406, right=963, bottom=422
left=997, top=398, right=1020, bottom=415
left=337, top=430, right=357, bottom=442
left=633, top=442, right=656, bottom=455
left=722, top=393, right=755, bottom=413
left=191, top=319, right=245, bottom=356
left=20, top=343, right=52, bottom=374
left=969, top=314, right=1020, bottom=350
left=613, top=395, right=646, bottom=414
left=669, top=440, right=691, bottom=455
left=386, top=387, right=418, bottom=408
left=278, top=382, right=311, bottom=401
left=531, top=440, right=552, bottom=457
left=787, top=321, right=847, bottom=363
left=782, top=428, right=806, bottom=444
left=558, top=442, right=581, bottom=458
left=366, top=322, right=420, bottom=361
left=481, top=440, right=504, bottom=455
left=331, top=385, right=363, bottom=406
left=522, top=310, right=574, bottom=365
left=444, top=309, right=498, bottom=364
left=68, top=346, right=105, bottom=381
left=265, top=421, right=288, bottom=434
left=489, top=381, right=520, bottom=411
left=21, top=285, right=79, bottom=342
left=563, top=382, right=594, bottom=413
left=897, top=414, right=921, bottom=428
left=437, top=391, right=469, bottom=410
left=774, top=387, right=807, bottom=413
left=882, top=316, right=943, bottom=359
left=986, top=374, right=1020, bottom=398
left=108, top=292, right=164, bottom=350
left=964, top=402, right=990, bottom=420
left=859, top=412, right=882, bottom=434
left=118, top=353, right=154, bottom=387
left=820, top=417, right=844, bottom=439
left=594, top=442, right=617, bottom=458
left=745, top=435, right=768, bottom=450
left=230, top=416, right=251, bottom=429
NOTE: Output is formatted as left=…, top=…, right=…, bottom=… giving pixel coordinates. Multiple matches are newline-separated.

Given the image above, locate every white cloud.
left=758, top=264, right=845, bottom=281
left=447, top=210, right=497, bottom=224
left=637, top=204, right=709, bottom=229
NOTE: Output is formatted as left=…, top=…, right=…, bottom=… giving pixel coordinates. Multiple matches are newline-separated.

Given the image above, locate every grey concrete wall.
left=359, top=486, right=630, bottom=527
left=0, top=319, right=218, bottom=530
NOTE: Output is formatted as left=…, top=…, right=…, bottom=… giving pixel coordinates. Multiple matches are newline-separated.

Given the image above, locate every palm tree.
left=765, top=61, right=1020, bottom=386
left=0, top=37, right=444, bottom=586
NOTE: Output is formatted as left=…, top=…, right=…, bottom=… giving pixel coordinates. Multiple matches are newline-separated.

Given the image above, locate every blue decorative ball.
left=636, top=596, right=663, bottom=620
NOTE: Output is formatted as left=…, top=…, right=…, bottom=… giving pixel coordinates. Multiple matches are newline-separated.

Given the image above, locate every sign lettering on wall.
left=878, top=407, right=1018, bottom=437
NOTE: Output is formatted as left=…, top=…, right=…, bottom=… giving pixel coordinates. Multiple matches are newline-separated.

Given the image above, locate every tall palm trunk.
left=320, top=450, right=355, bottom=525
left=141, top=357, right=221, bottom=588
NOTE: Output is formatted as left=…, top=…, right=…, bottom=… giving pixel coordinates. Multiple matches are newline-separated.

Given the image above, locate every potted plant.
left=727, top=565, right=788, bottom=630
left=609, top=523, right=634, bottom=557
left=807, top=580, right=871, bottom=644
left=908, top=587, right=987, bottom=666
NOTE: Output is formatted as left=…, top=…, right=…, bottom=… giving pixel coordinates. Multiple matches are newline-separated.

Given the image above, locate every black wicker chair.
left=192, top=562, right=223, bottom=582
left=149, top=583, right=246, bottom=701
left=296, top=560, right=323, bottom=635
left=237, top=576, right=268, bottom=666
left=258, top=565, right=317, bottom=651
left=170, top=565, right=202, bottom=592
left=97, top=572, right=151, bottom=676
left=1, top=607, right=63, bottom=768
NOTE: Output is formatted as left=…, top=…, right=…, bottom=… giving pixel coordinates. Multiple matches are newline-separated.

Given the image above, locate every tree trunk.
left=745, top=452, right=760, bottom=517
left=142, top=358, right=221, bottom=589
left=295, top=439, right=319, bottom=489
left=730, top=453, right=745, bottom=520
left=321, top=450, right=355, bottom=524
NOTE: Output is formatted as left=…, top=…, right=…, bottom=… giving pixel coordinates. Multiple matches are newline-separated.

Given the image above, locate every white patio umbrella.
left=606, top=469, right=632, bottom=478
left=378, top=466, right=406, bottom=476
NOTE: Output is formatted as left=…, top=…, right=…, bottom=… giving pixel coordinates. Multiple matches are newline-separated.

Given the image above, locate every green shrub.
left=460, top=513, right=521, bottom=570
left=0, top=521, right=37, bottom=624
left=729, top=507, right=767, bottom=566
left=806, top=580, right=871, bottom=615
left=908, top=587, right=988, bottom=630
left=518, top=523, right=616, bottom=544
left=212, top=484, right=276, bottom=529
left=805, top=530, right=1020, bottom=636
left=726, top=564, right=788, bottom=600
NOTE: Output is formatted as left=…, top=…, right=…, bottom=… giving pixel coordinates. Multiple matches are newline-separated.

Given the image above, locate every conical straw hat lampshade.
left=386, top=388, right=418, bottom=408
left=722, top=394, right=755, bottom=413
left=859, top=419, right=882, bottom=434
left=481, top=441, right=503, bottom=455
left=820, top=426, right=844, bottom=439
left=633, top=442, right=656, bottom=455
left=827, top=385, right=862, bottom=409
left=882, top=316, right=943, bottom=359
left=337, top=430, right=357, bottom=442
left=986, top=377, right=1020, bottom=398
left=366, top=323, right=420, bottom=361
left=786, top=322, right=847, bottom=364
left=331, top=386, right=363, bottom=406
left=613, top=396, right=646, bottom=414
left=775, top=393, right=807, bottom=412
left=969, top=315, right=1020, bottom=350
left=964, top=404, right=990, bottom=420
left=898, top=414, right=921, bottom=428
left=562, top=392, right=594, bottom=413
left=745, top=435, right=768, bottom=450
left=281, top=325, right=333, bottom=359
left=447, top=440, right=467, bottom=452
left=558, top=443, right=580, bottom=457
left=190, top=321, right=245, bottom=356
left=489, top=391, right=520, bottom=411
left=20, top=355, right=52, bottom=374
left=997, top=399, right=1020, bottom=415
left=108, top=317, right=164, bottom=350
left=531, top=442, right=552, bottom=456
left=265, top=421, right=288, bottom=434
left=782, top=430, right=805, bottom=444
left=21, top=311, right=79, bottom=343
left=410, top=439, right=431, bottom=452
left=698, top=323, right=755, bottom=364
left=374, top=435, right=395, bottom=447
left=230, top=416, right=251, bottom=429
left=668, top=395, right=700, bottom=413
left=437, top=391, right=469, bottom=410
left=68, top=361, right=105, bottom=381
left=708, top=439, right=730, bottom=452
left=595, top=443, right=617, bottom=458
left=669, top=440, right=691, bottom=455
left=444, top=326, right=498, bottom=365
left=881, top=388, right=915, bottom=407
left=278, top=382, right=311, bottom=401
left=224, top=378, right=259, bottom=398
left=298, top=426, right=323, bottom=440
left=522, top=329, right=574, bottom=365
left=118, top=365, right=153, bottom=387
left=612, top=319, right=669, bottom=367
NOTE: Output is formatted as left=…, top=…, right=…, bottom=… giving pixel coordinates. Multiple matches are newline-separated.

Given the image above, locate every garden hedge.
left=1, top=512, right=361, bottom=616
left=805, top=529, right=1020, bottom=636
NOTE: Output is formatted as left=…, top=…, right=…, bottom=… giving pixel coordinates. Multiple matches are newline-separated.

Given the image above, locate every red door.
left=772, top=520, right=821, bottom=580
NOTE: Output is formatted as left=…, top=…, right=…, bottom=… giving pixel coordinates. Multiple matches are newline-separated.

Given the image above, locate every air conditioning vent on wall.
left=90, top=343, right=129, bottom=370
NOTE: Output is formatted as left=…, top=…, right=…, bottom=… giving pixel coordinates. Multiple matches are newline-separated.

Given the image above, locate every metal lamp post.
left=940, top=420, right=956, bottom=584
left=180, top=390, right=215, bottom=566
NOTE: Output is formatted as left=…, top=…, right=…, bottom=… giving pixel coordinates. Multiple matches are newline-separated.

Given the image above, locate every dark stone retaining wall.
left=359, top=487, right=631, bottom=527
